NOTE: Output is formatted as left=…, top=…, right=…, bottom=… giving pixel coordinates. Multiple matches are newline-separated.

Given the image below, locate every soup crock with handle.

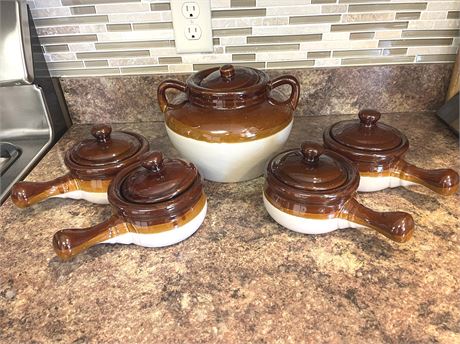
left=11, top=124, right=149, bottom=207
left=323, top=109, right=459, bottom=195
left=157, top=64, right=300, bottom=182
left=264, top=141, right=415, bottom=243
left=52, top=151, right=207, bottom=260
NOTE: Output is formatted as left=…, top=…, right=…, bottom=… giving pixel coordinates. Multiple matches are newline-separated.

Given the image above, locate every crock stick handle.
left=394, top=159, right=459, bottom=196
left=343, top=198, right=415, bottom=243
left=53, top=215, right=129, bottom=260
left=10, top=174, right=78, bottom=208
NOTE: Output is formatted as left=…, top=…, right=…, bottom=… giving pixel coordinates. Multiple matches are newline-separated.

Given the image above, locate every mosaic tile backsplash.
left=28, top=0, right=459, bottom=77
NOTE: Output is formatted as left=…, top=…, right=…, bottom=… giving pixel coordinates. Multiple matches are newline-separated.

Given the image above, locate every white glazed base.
left=166, top=121, right=293, bottom=182
left=263, top=194, right=363, bottom=234
left=101, top=201, right=207, bottom=247
left=51, top=190, right=109, bottom=204
left=358, top=175, right=416, bottom=192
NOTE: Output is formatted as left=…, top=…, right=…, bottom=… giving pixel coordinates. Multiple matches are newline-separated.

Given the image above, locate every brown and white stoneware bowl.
left=157, top=64, right=300, bottom=182
left=323, top=110, right=459, bottom=195
left=263, top=141, right=415, bottom=242
left=11, top=124, right=149, bottom=207
left=52, top=151, right=207, bottom=260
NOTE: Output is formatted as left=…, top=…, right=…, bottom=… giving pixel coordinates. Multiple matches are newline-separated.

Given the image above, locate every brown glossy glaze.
left=10, top=175, right=111, bottom=208
left=53, top=193, right=206, bottom=260
left=265, top=141, right=415, bottom=242
left=111, top=151, right=203, bottom=225
left=65, top=124, right=149, bottom=180
left=340, top=198, right=414, bottom=243
left=120, top=151, right=197, bottom=204
left=52, top=151, right=206, bottom=260
left=69, top=125, right=141, bottom=166
left=393, top=160, right=459, bottom=195
left=323, top=109, right=459, bottom=195
left=157, top=65, right=300, bottom=143
left=10, top=125, right=149, bottom=208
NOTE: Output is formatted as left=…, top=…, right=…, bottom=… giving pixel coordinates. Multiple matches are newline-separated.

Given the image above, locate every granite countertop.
left=1, top=113, right=459, bottom=343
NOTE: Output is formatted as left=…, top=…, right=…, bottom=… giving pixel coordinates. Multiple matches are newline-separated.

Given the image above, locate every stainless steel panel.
left=0, top=85, right=53, bottom=203
left=0, top=0, right=34, bottom=85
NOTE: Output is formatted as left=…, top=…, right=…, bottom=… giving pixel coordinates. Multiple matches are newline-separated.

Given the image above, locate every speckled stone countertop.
left=1, top=113, right=459, bottom=343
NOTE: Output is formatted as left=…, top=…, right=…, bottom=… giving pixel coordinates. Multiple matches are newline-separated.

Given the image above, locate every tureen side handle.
left=340, top=198, right=415, bottom=243
left=157, top=79, right=187, bottom=113
left=53, top=214, right=129, bottom=260
left=392, top=159, right=459, bottom=196
left=11, top=173, right=79, bottom=208
left=267, top=75, right=300, bottom=110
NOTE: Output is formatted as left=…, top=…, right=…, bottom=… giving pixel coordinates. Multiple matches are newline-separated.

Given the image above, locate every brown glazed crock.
left=157, top=64, right=300, bottom=182
left=11, top=124, right=149, bottom=207
left=323, top=109, right=459, bottom=195
left=52, top=151, right=207, bottom=260
left=158, top=64, right=299, bottom=142
left=264, top=141, right=415, bottom=242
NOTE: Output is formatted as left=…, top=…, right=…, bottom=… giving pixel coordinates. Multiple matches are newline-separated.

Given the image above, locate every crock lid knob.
left=220, top=64, right=235, bottom=80
left=91, top=124, right=112, bottom=143
left=141, top=151, right=164, bottom=173
left=301, top=141, right=324, bottom=165
left=358, top=109, right=381, bottom=127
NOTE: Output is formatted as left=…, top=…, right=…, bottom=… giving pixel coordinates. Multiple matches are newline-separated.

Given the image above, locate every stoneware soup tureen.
left=264, top=141, right=415, bottom=243
left=323, top=110, right=459, bottom=195
left=11, top=125, right=149, bottom=207
left=157, top=64, right=300, bottom=182
left=52, top=151, right=207, bottom=260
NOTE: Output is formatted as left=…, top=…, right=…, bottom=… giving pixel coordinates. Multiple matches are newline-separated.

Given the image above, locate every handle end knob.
left=10, top=182, right=29, bottom=208
left=53, top=230, right=74, bottom=260
left=385, top=212, right=415, bottom=243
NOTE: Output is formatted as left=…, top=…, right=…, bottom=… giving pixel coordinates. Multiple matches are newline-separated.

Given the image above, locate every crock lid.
left=269, top=142, right=349, bottom=191
left=65, top=125, right=149, bottom=180
left=68, top=124, right=142, bottom=166
left=119, top=151, right=198, bottom=204
left=329, top=109, right=403, bottom=151
left=186, top=64, right=270, bottom=110
left=197, top=64, right=262, bottom=91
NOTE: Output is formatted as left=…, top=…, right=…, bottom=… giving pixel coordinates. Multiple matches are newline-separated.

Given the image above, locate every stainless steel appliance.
left=0, top=0, right=70, bottom=204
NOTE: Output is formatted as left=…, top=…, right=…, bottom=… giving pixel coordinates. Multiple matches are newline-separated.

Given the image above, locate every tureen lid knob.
left=220, top=64, right=235, bottom=80
left=301, top=141, right=324, bottom=165
left=141, top=151, right=164, bottom=173
left=358, top=109, right=381, bottom=127
left=91, top=124, right=112, bottom=143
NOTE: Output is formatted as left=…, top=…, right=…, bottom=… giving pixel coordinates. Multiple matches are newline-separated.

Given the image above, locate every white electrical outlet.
left=182, top=2, right=200, bottom=18
left=185, top=25, right=202, bottom=40
left=171, top=0, right=213, bottom=53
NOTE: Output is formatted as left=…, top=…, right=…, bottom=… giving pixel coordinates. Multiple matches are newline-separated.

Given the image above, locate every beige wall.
left=29, top=0, right=460, bottom=77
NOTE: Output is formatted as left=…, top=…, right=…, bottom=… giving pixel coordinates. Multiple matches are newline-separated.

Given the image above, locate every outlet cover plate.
left=171, top=0, right=213, bottom=53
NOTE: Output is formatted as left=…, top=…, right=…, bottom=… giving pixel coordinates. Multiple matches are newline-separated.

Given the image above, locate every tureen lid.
left=186, top=64, right=269, bottom=109
left=65, top=124, right=149, bottom=180
left=328, top=109, right=403, bottom=152
left=195, top=64, right=264, bottom=91
left=268, top=142, right=352, bottom=192
left=119, top=151, right=198, bottom=204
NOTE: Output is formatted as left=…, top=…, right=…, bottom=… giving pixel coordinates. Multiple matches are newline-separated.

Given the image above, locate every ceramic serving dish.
left=52, top=151, right=207, bottom=260
left=157, top=64, right=300, bottom=182
left=323, top=109, right=459, bottom=195
left=264, top=141, right=415, bottom=242
left=11, top=124, right=149, bottom=207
